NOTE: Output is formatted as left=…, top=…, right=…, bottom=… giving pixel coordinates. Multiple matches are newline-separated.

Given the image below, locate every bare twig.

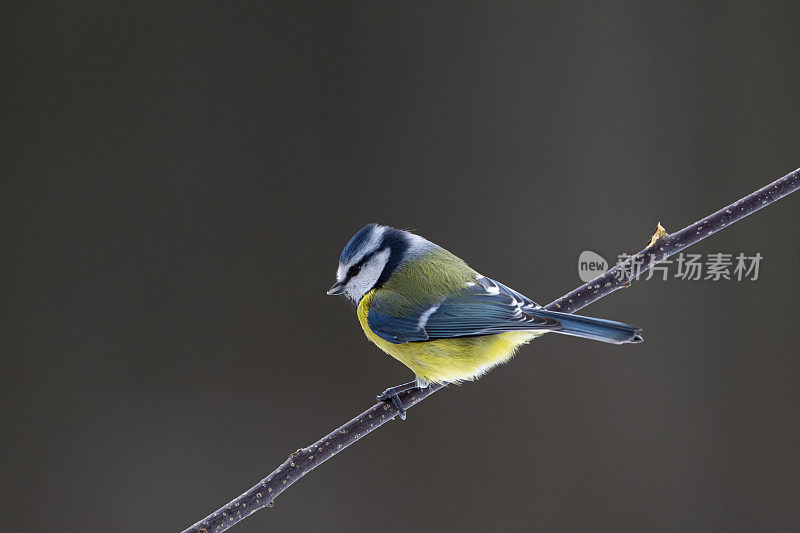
left=182, top=167, right=800, bottom=533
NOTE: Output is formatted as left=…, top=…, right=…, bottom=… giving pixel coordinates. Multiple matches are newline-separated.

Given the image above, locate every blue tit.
left=327, top=224, right=642, bottom=418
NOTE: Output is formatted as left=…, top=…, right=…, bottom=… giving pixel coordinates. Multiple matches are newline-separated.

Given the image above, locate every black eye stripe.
left=345, top=253, right=372, bottom=281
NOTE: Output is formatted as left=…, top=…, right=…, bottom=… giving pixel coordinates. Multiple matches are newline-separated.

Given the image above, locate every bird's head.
left=327, top=223, right=431, bottom=302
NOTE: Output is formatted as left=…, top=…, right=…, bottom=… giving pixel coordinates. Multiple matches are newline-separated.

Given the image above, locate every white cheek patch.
left=344, top=247, right=391, bottom=301
left=338, top=225, right=387, bottom=283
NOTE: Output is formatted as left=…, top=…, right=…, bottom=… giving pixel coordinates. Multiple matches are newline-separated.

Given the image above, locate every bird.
left=327, top=223, right=642, bottom=419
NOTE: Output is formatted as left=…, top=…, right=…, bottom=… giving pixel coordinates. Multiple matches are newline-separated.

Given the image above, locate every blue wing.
left=367, top=277, right=560, bottom=344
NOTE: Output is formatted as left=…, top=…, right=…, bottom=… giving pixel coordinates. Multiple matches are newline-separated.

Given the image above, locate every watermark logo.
left=577, top=250, right=609, bottom=282
left=578, top=251, right=763, bottom=282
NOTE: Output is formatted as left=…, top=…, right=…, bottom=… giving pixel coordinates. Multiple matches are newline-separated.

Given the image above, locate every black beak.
left=326, top=281, right=344, bottom=295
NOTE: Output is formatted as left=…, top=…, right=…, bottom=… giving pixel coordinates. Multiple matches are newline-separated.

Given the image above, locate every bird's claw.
left=377, top=390, right=407, bottom=420
left=376, top=381, right=420, bottom=421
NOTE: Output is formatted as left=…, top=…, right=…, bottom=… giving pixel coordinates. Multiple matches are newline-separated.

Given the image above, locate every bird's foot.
left=376, top=381, right=419, bottom=421
left=387, top=394, right=407, bottom=420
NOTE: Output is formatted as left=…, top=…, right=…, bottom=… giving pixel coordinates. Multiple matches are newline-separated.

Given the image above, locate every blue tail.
left=531, top=309, right=642, bottom=345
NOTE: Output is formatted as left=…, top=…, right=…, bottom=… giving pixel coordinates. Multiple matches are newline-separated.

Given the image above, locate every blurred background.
left=3, top=2, right=800, bottom=532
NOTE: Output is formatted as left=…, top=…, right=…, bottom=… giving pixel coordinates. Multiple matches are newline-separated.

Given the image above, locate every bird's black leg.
left=376, top=381, right=420, bottom=420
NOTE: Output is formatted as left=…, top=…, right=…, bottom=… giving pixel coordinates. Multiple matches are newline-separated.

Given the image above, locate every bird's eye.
left=347, top=265, right=361, bottom=278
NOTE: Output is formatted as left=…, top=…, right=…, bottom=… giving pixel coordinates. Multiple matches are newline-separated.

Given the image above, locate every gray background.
left=3, top=2, right=800, bottom=532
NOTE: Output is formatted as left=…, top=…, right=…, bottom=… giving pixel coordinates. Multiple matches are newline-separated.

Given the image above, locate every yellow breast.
left=357, top=290, right=545, bottom=384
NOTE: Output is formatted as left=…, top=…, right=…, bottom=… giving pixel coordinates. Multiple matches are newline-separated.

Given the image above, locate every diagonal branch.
left=182, top=167, right=800, bottom=533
